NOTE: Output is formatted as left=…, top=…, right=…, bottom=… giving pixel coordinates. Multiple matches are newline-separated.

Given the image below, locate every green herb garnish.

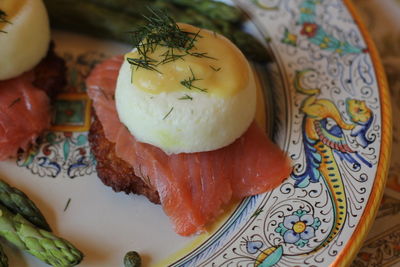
left=178, top=94, right=193, bottom=101
left=209, top=65, right=221, bottom=72
left=0, top=10, right=10, bottom=33
left=63, top=198, right=71, bottom=212
left=127, top=8, right=215, bottom=73
left=180, top=67, right=207, bottom=92
left=163, top=107, right=174, bottom=120
left=8, top=98, right=21, bottom=108
left=127, top=57, right=160, bottom=73
left=0, top=10, right=8, bottom=23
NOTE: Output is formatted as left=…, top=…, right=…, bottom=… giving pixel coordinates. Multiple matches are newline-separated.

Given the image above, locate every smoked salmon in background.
left=0, top=72, right=51, bottom=161
left=0, top=47, right=66, bottom=161
left=86, top=56, right=292, bottom=236
left=0, top=0, right=66, bottom=161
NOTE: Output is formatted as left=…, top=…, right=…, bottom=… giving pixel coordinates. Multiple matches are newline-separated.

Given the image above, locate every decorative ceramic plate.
left=0, top=0, right=391, bottom=266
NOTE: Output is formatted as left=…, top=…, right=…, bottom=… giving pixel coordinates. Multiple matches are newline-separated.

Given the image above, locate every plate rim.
left=155, top=1, right=393, bottom=265
left=334, top=0, right=392, bottom=266
left=164, top=1, right=393, bottom=265
left=0, top=0, right=392, bottom=265
left=166, top=0, right=393, bottom=267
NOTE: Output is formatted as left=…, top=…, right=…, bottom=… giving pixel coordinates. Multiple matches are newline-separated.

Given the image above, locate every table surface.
left=351, top=0, right=400, bottom=266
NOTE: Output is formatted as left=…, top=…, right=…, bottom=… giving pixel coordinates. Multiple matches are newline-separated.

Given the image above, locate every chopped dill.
left=180, top=67, right=207, bottom=92
left=178, top=94, right=193, bottom=101
left=209, top=65, right=221, bottom=72
left=0, top=10, right=8, bottom=23
left=0, top=9, right=10, bottom=33
left=127, top=57, right=160, bottom=73
left=8, top=97, right=21, bottom=108
left=189, top=52, right=216, bottom=60
left=163, top=107, right=174, bottom=120
left=126, top=8, right=214, bottom=73
left=63, top=198, right=71, bottom=212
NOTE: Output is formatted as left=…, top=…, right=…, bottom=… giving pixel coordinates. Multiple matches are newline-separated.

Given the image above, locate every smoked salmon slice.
left=87, top=56, right=291, bottom=236
left=0, top=72, right=51, bottom=160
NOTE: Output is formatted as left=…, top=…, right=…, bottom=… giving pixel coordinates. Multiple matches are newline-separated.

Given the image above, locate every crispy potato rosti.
left=88, top=115, right=160, bottom=204
left=33, top=42, right=67, bottom=98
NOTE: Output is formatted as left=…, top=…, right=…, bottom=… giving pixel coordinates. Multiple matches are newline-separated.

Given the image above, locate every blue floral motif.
left=17, top=132, right=95, bottom=178
left=246, top=240, right=264, bottom=254
left=275, top=209, right=321, bottom=247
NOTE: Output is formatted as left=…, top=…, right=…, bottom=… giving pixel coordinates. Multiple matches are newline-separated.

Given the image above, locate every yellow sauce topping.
left=0, top=0, right=26, bottom=32
left=127, top=23, right=249, bottom=98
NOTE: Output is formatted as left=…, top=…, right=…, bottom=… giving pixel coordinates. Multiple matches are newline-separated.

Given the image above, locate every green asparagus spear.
left=87, top=0, right=241, bottom=23
left=166, top=0, right=242, bottom=23
left=43, top=0, right=146, bottom=42
left=172, top=9, right=220, bottom=32
left=229, top=30, right=270, bottom=62
left=0, top=244, right=8, bottom=267
left=151, top=5, right=270, bottom=62
left=0, top=180, right=50, bottom=231
left=175, top=10, right=270, bottom=62
left=124, top=251, right=141, bottom=267
left=43, top=0, right=269, bottom=62
left=88, top=0, right=152, bottom=17
left=86, top=0, right=227, bottom=30
left=0, top=204, right=83, bottom=267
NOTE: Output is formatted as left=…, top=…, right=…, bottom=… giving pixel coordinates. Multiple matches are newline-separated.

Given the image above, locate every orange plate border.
left=334, top=1, right=393, bottom=266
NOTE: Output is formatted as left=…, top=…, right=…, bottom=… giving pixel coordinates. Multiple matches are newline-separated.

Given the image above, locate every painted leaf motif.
left=312, top=217, right=321, bottom=229
left=63, top=140, right=70, bottom=160
left=76, top=134, right=87, bottom=146
left=275, top=222, right=289, bottom=235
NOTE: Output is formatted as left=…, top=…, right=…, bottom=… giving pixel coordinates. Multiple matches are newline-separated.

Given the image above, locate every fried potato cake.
left=88, top=114, right=161, bottom=204
left=33, top=42, right=67, bottom=97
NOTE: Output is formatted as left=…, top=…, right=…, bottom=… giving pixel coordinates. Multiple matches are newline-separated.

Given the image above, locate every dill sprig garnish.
left=127, top=8, right=214, bottom=73
left=180, top=67, right=208, bottom=92
left=127, top=57, right=160, bottom=73
left=209, top=65, right=221, bottom=72
left=0, top=9, right=10, bottom=33
left=0, top=10, right=8, bottom=23
left=63, top=198, right=71, bottom=212
left=163, top=107, right=174, bottom=120
left=178, top=94, right=193, bottom=101
left=8, top=97, right=21, bottom=108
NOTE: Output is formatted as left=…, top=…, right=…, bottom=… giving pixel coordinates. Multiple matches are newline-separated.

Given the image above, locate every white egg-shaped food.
left=0, top=0, right=50, bottom=80
left=116, top=24, right=257, bottom=154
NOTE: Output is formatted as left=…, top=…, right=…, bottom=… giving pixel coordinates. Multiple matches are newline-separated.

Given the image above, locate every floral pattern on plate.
left=0, top=0, right=390, bottom=266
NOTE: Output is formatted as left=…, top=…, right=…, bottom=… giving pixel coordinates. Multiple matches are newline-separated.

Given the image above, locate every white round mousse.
left=115, top=57, right=257, bottom=155
left=0, top=0, right=50, bottom=80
